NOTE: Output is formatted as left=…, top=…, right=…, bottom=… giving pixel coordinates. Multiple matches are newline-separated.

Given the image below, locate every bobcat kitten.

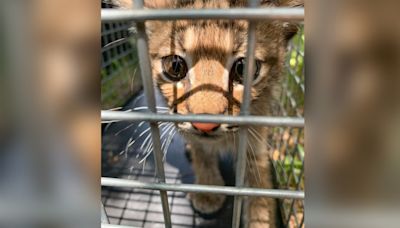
left=111, top=0, right=302, bottom=227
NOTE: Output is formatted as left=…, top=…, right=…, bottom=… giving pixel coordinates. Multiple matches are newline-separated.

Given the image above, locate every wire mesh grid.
left=102, top=161, right=196, bottom=228
left=270, top=28, right=305, bottom=227
left=101, top=2, right=139, bottom=109
left=101, top=1, right=304, bottom=228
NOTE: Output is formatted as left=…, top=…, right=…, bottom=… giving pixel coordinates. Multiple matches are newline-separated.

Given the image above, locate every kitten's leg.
left=187, top=143, right=226, bottom=215
left=244, top=145, right=277, bottom=228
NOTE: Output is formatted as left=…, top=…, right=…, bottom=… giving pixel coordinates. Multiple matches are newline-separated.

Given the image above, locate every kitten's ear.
left=283, top=22, right=300, bottom=42
left=145, top=0, right=175, bottom=9
left=105, top=0, right=133, bottom=9
left=259, top=0, right=303, bottom=7
left=278, top=0, right=304, bottom=43
left=105, top=0, right=174, bottom=9
left=278, top=0, right=304, bottom=7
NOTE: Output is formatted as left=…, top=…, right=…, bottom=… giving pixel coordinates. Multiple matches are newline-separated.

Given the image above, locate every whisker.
left=139, top=145, right=153, bottom=164
left=232, top=131, right=237, bottom=153
left=248, top=141, right=262, bottom=187
left=142, top=156, right=147, bottom=173
left=137, top=127, right=151, bottom=141
left=115, top=123, right=135, bottom=136
left=249, top=127, right=273, bottom=150
left=116, top=118, right=172, bottom=166
left=129, top=68, right=137, bottom=92
left=103, top=122, right=114, bottom=132
left=160, top=124, right=174, bottom=147
left=106, top=107, right=123, bottom=111
left=143, top=131, right=159, bottom=155
left=102, top=120, right=120, bottom=124
left=248, top=128, right=264, bottom=143
left=130, top=106, right=169, bottom=111
left=139, top=123, right=175, bottom=164
left=160, top=136, right=169, bottom=156
left=103, top=37, right=128, bottom=49
left=136, top=121, right=146, bottom=130
left=160, top=123, right=174, bottom=140
left=162, top=130, right=176, bottom=161
left=245, top=155, right=261, bottom=188
left=140, top=122, right=171, bottom=151
left=129, top=128, right=155, bottom=157
left=129, top=94, right=145, bottom=108
left=124, top=137, right=134, bottom=158
left=159, top=124, right=174, bottom=148
left=127, top=138, right=136, bottom=148
left=139, top=129, right=154, bottom=152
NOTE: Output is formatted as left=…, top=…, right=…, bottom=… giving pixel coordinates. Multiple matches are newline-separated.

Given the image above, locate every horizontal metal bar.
left=101, top=177, right=304, bottom=199
left=101, top=8, right=304, bottom=22
left=101, top=110, right=305, bottom=127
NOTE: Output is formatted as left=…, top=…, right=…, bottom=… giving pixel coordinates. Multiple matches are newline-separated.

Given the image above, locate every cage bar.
left=232, top=1, right=259, bottom=227
left=101, top=110, right=305, bottom=127
left=132, top=0, right=172, bottom=227
left=101, top=177, right=304, bottom=199
left=101, top=8, right=304, bottom=22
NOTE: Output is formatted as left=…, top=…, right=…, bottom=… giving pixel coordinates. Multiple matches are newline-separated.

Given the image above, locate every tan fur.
left=112, top=0, right=303, bottom=227
left=187, top=144, right=226, bottom=214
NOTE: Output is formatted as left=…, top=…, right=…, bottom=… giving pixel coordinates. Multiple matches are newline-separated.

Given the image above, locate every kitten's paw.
left=188, top=193, right=227, bottom=218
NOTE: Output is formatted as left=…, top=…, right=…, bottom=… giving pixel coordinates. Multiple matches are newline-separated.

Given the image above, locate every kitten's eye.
left=161, top=55, right=188, bottom=81
left=231, top=57, right=261, bottom=84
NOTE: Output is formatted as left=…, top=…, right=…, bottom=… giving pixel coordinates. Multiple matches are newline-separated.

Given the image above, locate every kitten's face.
left=143, top=0, right=300, bottom=142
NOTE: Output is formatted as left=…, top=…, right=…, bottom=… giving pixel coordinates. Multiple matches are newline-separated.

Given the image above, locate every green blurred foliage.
left=101, top=39, right=140, bottom=109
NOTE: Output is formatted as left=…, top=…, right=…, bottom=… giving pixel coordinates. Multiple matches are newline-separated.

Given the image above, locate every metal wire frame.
left=232, top=1, right=259, bottom=226
left=101, top=3, right=138, bottom=108
left=101, top=2, right=304, bottom=228
left=102, top=177, right=304, bottom=199
left=271, top=32, right=305, bottom=227
left=101, top=17, right=138, bottom=108
left=101, top=111, right=304, bottom=127
left=101, top=8, right=304, bottom=22
left=132, top=0, right=172, bottom=227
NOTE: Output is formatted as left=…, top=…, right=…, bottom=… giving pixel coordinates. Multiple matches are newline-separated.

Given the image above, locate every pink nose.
left=191, top=122, right=220, bottom=133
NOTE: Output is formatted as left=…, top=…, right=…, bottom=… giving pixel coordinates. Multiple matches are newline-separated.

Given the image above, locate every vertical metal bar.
left=133, top=0, right=172, bottom=227
left=232, top=1, right=259, bottom=227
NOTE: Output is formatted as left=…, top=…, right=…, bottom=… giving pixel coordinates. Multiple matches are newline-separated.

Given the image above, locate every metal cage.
left=101, top=1, right=305, bottom=227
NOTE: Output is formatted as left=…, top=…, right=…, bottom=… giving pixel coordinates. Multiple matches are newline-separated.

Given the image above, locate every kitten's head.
left=112, top=0, right=303, bottom=142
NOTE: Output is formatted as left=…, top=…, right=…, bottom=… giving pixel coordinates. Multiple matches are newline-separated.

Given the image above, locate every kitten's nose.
left=191, top=122, right=220, bottom=133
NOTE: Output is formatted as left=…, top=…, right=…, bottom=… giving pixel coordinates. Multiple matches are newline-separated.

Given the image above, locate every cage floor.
left=102, top=159, right=235, bottom=228
left=102, top=90, right=235, bottom=227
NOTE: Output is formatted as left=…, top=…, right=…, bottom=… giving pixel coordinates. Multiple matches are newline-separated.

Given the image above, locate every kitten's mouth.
left=195, top=132, right=217, bottom=138
left=176, top=123, right=225, bottom=141
left=190, top=132, right=224, bottom=141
